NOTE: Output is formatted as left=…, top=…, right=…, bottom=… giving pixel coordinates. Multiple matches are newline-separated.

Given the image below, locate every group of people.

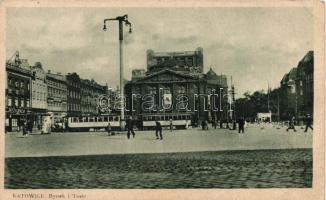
left=17, top=118, right=34, bottom=136
left=105, top=114, right=313, bottom=140
left=286, top=114, right=313, bottom=132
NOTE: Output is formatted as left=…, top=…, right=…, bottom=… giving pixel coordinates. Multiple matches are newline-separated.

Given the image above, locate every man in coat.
left=304, top=114, right=313, bottom=132
left=126, top=116, right=135, bottom=139
left=155, top=119, right=163, bottom=140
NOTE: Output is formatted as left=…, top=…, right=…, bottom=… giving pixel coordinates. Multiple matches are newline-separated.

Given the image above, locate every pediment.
left=136, top=69, right=196, bottom=83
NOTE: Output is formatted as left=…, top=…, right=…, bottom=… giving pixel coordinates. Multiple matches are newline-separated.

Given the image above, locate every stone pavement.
left=5, top=124, right=312, bottom=158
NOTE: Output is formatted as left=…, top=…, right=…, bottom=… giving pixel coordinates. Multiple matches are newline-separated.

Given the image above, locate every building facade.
left=46, top=71, right=68, bottom=123
left=80, top=79, right=108, bottom=115
left=5, top=52, right=32, bottom=132
left=66, top=73, right=82, bottom=116
left=279, top=51, right=313, bottom=121
left=125, top=48, right=228, bottom=124
left=146, top=47, right=204, bottom=73
left=30, top=62, right=48, bottom=129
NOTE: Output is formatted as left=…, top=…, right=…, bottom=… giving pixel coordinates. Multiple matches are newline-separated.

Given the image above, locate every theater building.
left=125, top=48, right=228, bottom=123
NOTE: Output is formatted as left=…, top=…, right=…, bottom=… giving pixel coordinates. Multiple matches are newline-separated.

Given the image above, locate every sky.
left=6, top=7, right=313, bottom=97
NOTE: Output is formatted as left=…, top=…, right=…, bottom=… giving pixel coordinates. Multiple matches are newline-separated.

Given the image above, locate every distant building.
left=30, top=62, right=48, bottom=128
left=146, top=47, right=203, bottom=73
left=46, top=70, right=68, bottom=122
left=296, top=51, right=313, bottom=118
left=5, top=52, right=32, bottom=132
left=80, top=79, right=108, bottom=115
left=279, top=51, right=313, bottom=121
left=131, top=69, right=146, bottom=80
left=66, top=73, right=82, bottom=116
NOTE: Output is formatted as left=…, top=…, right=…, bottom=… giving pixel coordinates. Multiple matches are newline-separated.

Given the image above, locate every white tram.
left=141, top=113, right=192, bottom=130
left=68, top=115, right=120, bottom=131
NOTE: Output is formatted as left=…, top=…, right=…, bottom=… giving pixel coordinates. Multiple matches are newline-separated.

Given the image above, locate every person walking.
left=304, top=114, right=313, bottom=132
left=22, top=120, right=28, bottom=136
left=126, top=116, right=135, bottom=139
left=169, top=118, right=173, bottom=132
left=205, top=120, right=209, bottom=130
left=212, top=119, right=217, bottom=129
left=238, top=117, right=245, bottom=134
left=107, top=122, right=112, bottom=136
left=286, top=116, right=297, bottom=132
left=155, top=119, right=163, bottom=140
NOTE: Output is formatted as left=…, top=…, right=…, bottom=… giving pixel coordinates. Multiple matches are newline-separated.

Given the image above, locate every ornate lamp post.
left=103, top=15, right=132, bottom=130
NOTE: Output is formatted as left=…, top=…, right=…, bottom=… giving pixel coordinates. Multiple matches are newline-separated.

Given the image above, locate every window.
left=15, top=99, right=18, bottom=107
left=8, top=97, right=12, bottom=106
left=26, top=100, right=30, bottom=107
left=300, top=80, right=303, bottom=86
left=20, top=99, right=24, bottom=107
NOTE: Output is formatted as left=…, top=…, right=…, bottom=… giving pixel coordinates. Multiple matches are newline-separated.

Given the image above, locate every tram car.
left=141, top=113, right=192, bottom=130
left=68, top=115, right=120, bottom=131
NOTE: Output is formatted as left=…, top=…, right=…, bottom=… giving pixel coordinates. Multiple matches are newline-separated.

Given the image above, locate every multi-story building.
left=125, top=48, right=228, bottom=123
left=46, top=70, right=68, bottom=123
left=296, top=51, right=313, bottom=118
left=146, top=47, right=204, bottom=73
left=5, top=52, right=32, bottom=132
left=80, top=79, right=108, bottom=115
left=279, top=51, right=314, bottom=121
left=30, top=62, right=48, bottom=129
left=66, top=73, right=82, bottom=116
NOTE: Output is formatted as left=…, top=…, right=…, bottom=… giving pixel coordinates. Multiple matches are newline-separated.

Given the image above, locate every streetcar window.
left=89, top=117, right=94, bottom=122
left=143, top=117, right=147, bottom=121
left=109, top=116, right=113, bottom=121
left=173, top=116, right=177, bottom=120
left=114, top=116, right=119, bottom=121
left=181, top=116, right=185, bottom=120
left=104, top=116, right=108, bottom=122
left=83, top=117, right=88, bottom=122
left=98, top=117, right=103, bottom=122
left=72, top=117, right=78, bottom=123
left=179, top=116, right=182, bottom=120
left=94, top=117, right=98, bottom=122
left=79, top=117, right=83, bottom=122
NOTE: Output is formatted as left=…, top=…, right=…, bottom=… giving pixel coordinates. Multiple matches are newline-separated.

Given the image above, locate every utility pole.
left=103, top=15, right=132, bottom=130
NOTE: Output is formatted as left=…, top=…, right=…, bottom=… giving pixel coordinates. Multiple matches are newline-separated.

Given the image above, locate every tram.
left=141, top=113, right=192, bottom=130
left=68, top=115, right=120, bottom=131
left=67, top=113, right=192, bottom=131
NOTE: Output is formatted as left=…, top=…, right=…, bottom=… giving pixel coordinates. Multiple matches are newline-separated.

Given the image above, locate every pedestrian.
left=126, top=116, right=135, bottom=139
left=220, top=120, right=223, bottom=129
left=22, top=120, right=27, bottom=136
left=201, top=120, right=205, bottom=130
left=205, top=120, right=209, bottom=130
left=185, top=120, right=189, bottom=129
left=107, top=122, right=112, bottom=136
left=169, top=118, right=173, bottom=132
left=286, top=116, right=297, bottom=132
left=304, top=114, right=313, bottom=132
left=155, top=119, right=163, bottom=140
left=212, top=119, right=217, bottom=129
left=238, top=117, right=245, bottom=134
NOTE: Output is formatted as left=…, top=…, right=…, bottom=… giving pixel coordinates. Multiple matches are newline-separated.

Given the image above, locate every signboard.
left=163, top=94, right=172, bottom=107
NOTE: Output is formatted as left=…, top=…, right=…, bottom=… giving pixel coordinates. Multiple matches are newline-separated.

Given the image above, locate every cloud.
left=6, top=7, right=313, bottom=97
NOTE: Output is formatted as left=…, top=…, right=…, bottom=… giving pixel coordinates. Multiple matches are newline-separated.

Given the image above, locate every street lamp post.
left=103, top=15, right=132, bottom=130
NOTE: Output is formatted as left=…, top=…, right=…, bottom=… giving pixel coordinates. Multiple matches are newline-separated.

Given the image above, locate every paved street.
left=5, top=124, right=312, bottom=158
